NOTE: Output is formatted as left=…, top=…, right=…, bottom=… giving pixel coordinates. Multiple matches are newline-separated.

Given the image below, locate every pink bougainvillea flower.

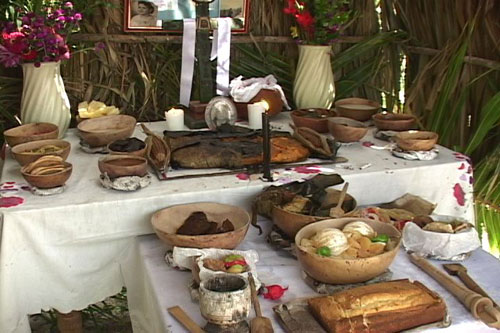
left=293, top=165, right=321, bottom=174
left=0, top=196, right=24, bottom=208
left=453, top=183, right=465, bottom=206
left=236, top=173, right=250, bottom=180
left=362, top=141, right=374, bottom=147
left=262, top=285, right=288, bottom=300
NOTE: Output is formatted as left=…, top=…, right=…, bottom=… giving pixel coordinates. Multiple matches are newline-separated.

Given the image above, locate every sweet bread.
left=308, top=279, right=446, bottom=332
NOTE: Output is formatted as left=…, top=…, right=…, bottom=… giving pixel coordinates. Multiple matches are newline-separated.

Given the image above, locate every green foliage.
left=474, top=147, right=500, bottom=256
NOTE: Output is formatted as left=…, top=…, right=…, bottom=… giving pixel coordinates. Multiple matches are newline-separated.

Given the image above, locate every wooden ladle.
left=248, top=273, right=274, bottom=333
left=329, top=182, right=349, bottom=218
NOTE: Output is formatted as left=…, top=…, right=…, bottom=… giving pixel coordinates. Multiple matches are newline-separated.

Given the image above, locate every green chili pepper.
left=371, top=234, right=389, bottom=243
left=317, top=246, right=332, bottom=257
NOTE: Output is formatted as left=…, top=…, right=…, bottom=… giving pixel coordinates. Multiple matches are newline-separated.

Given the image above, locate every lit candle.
left=261, top=110, right=273, bottom=182
left=165, top=108, right=184, bottom=131
left=247, top=100, right=270, bottom=129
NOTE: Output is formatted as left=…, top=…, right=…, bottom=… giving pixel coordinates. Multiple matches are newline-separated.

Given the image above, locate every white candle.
left=165, top=108, right=184, bottom=131
left=247, top=101, right=268, bottom=129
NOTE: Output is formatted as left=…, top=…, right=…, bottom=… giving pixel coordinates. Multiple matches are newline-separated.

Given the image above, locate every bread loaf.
left=308, top=279, right=446, bottom=333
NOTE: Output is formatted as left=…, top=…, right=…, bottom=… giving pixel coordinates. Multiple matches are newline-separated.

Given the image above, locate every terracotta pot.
left=21, top=161, right=72, bottom=189
left=295, top=218, right=401, bottom=284
left=335, top=97, right=380, bottom=121
left=151, top=202, right=250, bottom=249
left=3, top=122, right=58, bottom=147
left=395, top=131, right=439, bottom=151
left=290, top=109, right=337, bottom=133
left=98, top=155, right=148, bottom=178
left=327, top=117, right=368, bottom=142
left=77, top=115, right=136, bottom=147
left=11, top=139, right=71, bottom=166
left=372, top=113, right=417, bottom=131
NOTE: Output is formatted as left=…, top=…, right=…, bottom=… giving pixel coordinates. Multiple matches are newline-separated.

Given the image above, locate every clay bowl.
left=107, top=137, right=147, bottom=157
left=327, top=117, right=368, bottom=142
left=372, top=112, right=417, bottom=131
left=291, top=108, right=337, bottom=133
left=21, top=161, right=72, bottom=189
left=272, top=189, right=357, bottom=239
left=395, top=130, right=439, bottom=151
left=77, top=115, right=136, bottom=147
left=335, top=98, right=380, bottom=121
left=98, top=155, right=148, bottom=178
left=11, top=139, right=71, bottom=166
left=151, top=202, right=250, bottom=249
left=295, top=218, right=401, bottom=284
left=3, top=123, right=58, bottom=147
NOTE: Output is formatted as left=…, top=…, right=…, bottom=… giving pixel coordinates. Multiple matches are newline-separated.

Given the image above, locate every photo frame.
left=124, top=0, right=250, bottom=33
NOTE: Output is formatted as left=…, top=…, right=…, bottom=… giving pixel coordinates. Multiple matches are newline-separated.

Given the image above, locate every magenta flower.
left=0, top=3, right=82, bottom=67
left=0, top=45, right=21, bottom=67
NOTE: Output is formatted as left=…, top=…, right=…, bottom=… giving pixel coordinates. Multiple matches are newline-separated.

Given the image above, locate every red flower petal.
left=236, top=173, right=250, bottom=180
left=262, top=285, right=288, bottom=300
left=0, top=196, right=24, bottom=208
left=293, top=166, right=320, bottom=174
left=453, top=183, right=465, bottom=206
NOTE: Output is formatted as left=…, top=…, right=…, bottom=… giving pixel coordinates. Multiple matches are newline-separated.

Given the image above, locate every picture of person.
left=130, top=1, right=159, bottom=28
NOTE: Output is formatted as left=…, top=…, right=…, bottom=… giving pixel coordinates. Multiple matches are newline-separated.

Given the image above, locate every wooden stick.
left=162, top=159, right=347, bottom=181
left=409, top=253, right=500, bottom=329
left=168, top=306, right=205, bottom=333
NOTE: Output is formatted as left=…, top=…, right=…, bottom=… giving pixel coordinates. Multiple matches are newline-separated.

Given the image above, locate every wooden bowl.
left=21, top=161, right=72, bottom=189
left=151, top=202, right=250, bottom=249
left=272, top=189, right=357, bottom=239
left=372, top=113, right=417, bottom=131
left=291, top=109, right=337, bottom=133
left=77, top=115, right=136, bottom=147
left=107, top=138, right=146, bottom=157
left=327, top=117, right=368, bottom=142
left=98, top=155, right=148, bottom=178
left=335, top=98, right=380, bottom=121
left=3, top=123, right=58, bottom=147
left=295, top=218, right=401, bottom=284
left=395, top=131, right=439, bottom=151
left=11, top=139, right=71, bottom=166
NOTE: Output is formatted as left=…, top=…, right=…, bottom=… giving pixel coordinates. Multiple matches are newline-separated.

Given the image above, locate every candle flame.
left=259, top=100, right=270, bottom=112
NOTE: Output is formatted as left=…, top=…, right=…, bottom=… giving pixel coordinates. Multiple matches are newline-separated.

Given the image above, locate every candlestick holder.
left=261, top=112, right=273, bottom=182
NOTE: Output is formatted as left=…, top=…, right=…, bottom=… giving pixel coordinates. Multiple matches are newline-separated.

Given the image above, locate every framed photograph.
left=124, top=0, right=251, bottom=33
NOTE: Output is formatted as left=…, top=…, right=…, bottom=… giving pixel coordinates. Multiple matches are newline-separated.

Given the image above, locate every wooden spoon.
left=248, top=273, right=274, bottom=333
left=329, top=182, right=349, bottom=218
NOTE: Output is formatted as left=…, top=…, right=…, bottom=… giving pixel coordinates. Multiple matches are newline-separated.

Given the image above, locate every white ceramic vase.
left=21, top=62, right=71, bottom=138
left=293, top=45, right=335, bottom=109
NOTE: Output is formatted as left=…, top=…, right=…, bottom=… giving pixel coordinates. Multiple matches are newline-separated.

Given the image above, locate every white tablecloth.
left=0, top=113, right=475, bottom=332
left=129, top=222, right=500, bottom=333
